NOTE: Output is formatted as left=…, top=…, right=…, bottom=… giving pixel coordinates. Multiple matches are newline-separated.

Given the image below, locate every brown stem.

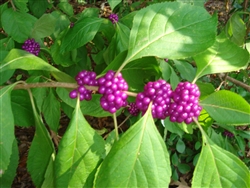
left=219, top=73, right=250, bottom=92
left=9, top=0, right=16, bottom=11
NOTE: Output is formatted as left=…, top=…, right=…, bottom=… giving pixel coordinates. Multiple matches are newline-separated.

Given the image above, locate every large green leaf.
left=42, top=89, right=60, bottom=132
left=27, top=92, right=55, bottom=187
left=0, top=84, right=16, bottom=177
left=0, top=138, right=18, bottom=186
left=94, top=104, right=171, bottom=187
left=31, top=14, right=57, bottom=39
left=0, top=49, right=74, bottom=82
left=194, top=33, right=249, bottom=80
left=1, top=8, right=37, bottom=43
left=200, top=90, right=250, bottom=125
left=55, top=98, right=105, bottom=188
left=192, top=125, right=250, bottom=188
left=61, top=17, right=104, bottom=52
left=121, top=2, right=217, bottom=67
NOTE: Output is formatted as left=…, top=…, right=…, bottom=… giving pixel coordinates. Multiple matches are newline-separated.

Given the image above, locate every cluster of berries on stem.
left=22, top=38, right=40, bottom=56
left=69, top=70, right=202, bottom=124
left=109, top=13, right=119, bottom=24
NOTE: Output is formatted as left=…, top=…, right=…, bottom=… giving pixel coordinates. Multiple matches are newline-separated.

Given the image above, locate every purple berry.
left=69, top=70, right=98, bottom=101
left=22, top=38, right=40, bottom=56
left=168, top=82, right=202, bottom=124
left=128, top=102, right=140, bottom=116
left=109, top=13, right=119, bottom=24
left=135, top=79, right=172, bottom=119
left=97, top=70, right=128, bottom=113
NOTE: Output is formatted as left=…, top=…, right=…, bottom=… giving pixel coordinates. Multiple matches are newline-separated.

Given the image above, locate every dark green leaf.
left=13, top=0, right=28, bottom=12
left=196, top=81, right=215, bottom=100
left=11, top=90, right=34, bottom=127
left=200, top=90, right=250, bottom=125
left=61, top=17, right=104, bottom=52
left=194, top=32, right=249, bottom=80
left=0, top=84, right=16, bottom=177
left=27, top=93, right=55, bottom=187
left=1, top=8, right=37, bottom=43
left=42, top=89, right=61, bottom=132
left=55, top=98, right=105, bottom=187
left=177, top=163, right=191, bottom=174
left=95, top=104, right=171, bottom=187
left=171, top=152, right=179, bottom=166
left=28, top=0, right=49, bottom=18
left=163, top=118, right=184, bottom=137
left=160, top=59, right=172, bottom=81
left=174, top=60, right=196, bottom=82
left=0, top=37, right=14, bottom=51
left=108, top=0, right=122, bottom=10
left=31, top=14, right=57, bottom=39
left=122, top=2, right=217, bottom=66
left=58, top=2, right=73, bottom=16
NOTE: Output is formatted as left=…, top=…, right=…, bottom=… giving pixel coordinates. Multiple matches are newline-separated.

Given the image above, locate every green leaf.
left=56, top=88, right=112, bottom=117
left=0, top=49, right=74, bottom=82
left=200, top=90, right=250, bottom=125
left=1, top=8, right=37, bottom=43
left=171, top=152, right=179, bottom=166
left=177, top=163, right=191, bottom=174
left=28, top=0, right=49, bottom=18
left=31, top=14, right=57, bottom=39
left=61, top=17, right=104, bottom=52
left=174, top=60, right=196, bottom=82
left=11, top=90, right=34, bottom=127
left=0, top=37, right=15, bottom=51
left=122, top=2, right=217, bottom=66
left=192, top=126, right=250, bottom=188
left=194, top=33, right=249, bottom=80
left=0, top=84, right=16, bottom=177
left=0, top=139, right=19, bottom=186
left=57, top=2, right=73, bottom=16
left=225, top=13, right=246, bottom=46
left=55, top=98, right=105, bottom=187
left=94, top=104, right=171, bottom=187
left=13, top=0, right=28, bottom=12
left=196, top=81, right=215, bottom=100
left=42, top=89, right=61, bottom=132
left=27, top=92, right=55, bottom=187
left=108, top=0, right=122, bottom=10
left=177, top=0, right=204, bottom=6
left=176, top=138, right=186, bottom=153
left=163, top=118, right=184, bottom=137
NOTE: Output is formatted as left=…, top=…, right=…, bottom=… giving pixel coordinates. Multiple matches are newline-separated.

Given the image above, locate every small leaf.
left=171, top=152, right=179, bottom=166
left=57, top=2, right=73, bottom=16
left=0, top=49, right=74, bottom=82
left=61, top=17, right=104, bottom=52
left=55, top=98, right=105, bottom=187
left=42, top=89, right=61, bottom=132
left=31, top=14, right=57, bottom=39
left=194, top=32, right=249, bottom=80
left=0, top=84, right=16, bottom=177
left=200, top=90, right=250, bottom=125
left=192, top=127, right=250, bottom=188
left=108, top=0, right=122, bottom=10
left=176, top=138, right=186, bottom=153
left=94, top=104, right=171, bottom=187
left=123, top=2, right=217, bottom=65
left=196, top=81, right=215, bottom=100
left=1, top=8, right=37, bottom=42
left=177, top=163, right=191, bottom=174
left=225, top=13, right=246, bottom=46
left=27, top=92, right=55, bottom=187
left=174, top=60, right=196, bottom=82
left=13, top=0, right=28, bottom=12
left=28, top=0, right=49, bottom=18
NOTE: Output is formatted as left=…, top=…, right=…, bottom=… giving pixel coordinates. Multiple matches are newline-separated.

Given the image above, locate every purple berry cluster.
left=69, top=70, right=98, bottom=101
left=169, top=82, right=202, bottom=124
left=223, top=130, right=234, bottom=138
left=136, top=80, right=172, bottom=119
left=109, top=13, right=118, bottom=24
left=128, top=102, right=140, bottom=116
left=22, top=38, right=40, bottom=56
left=98, top=70, right=128, bottom=114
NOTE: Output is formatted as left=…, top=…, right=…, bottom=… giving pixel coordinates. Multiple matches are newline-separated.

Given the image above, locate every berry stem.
left=113, top=113, right=119, bottom=141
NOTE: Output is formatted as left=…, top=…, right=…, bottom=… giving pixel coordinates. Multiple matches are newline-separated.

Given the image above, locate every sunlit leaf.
left=94, top=104, right=171, bottom=187
left=192, top=126, right=250, bottom=188
left=122, top=2, right=217, bottom=66
left=194, top=32, right=249, bottom=80
left=55, top=98, right=105, bottom=187
left=200, top=90, right=250, bottom=125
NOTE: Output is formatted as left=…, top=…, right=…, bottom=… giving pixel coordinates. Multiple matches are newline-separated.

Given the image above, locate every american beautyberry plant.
left=0, top=0, right=249, bottom=188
